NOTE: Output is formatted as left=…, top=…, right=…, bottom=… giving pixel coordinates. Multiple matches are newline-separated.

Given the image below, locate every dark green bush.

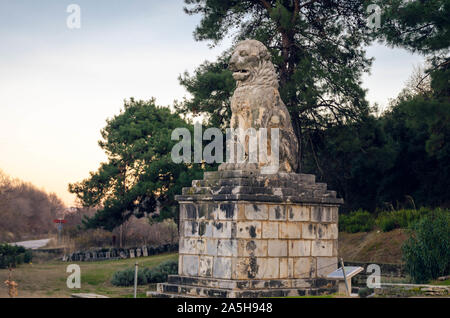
left=0, top=243, right=32, bottom=268
left=358, top=287, right=373, bottom=298
left=339, top=207, right=447, bottom=233
left=146, top=260, right=178, bottom=283
left=375, top=207, right=435, bottom=232
left=111, top=260, right=178, bottom=286
left=111, top=267, right=149, bottom=286
left=339, top=210, right=375, bottom=233
left=402, top=210, right=449, bottom=283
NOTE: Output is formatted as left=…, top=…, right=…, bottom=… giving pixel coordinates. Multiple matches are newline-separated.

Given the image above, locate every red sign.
left=53, top=219, right=67, bottom=224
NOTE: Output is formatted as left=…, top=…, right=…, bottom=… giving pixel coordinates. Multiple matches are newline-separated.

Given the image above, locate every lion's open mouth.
left=232, top=69, right=250, bottom=80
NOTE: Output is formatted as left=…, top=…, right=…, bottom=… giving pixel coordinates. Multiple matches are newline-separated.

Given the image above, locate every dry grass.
left=0, top=252, right=178, bottom=298
left=338, top=228, right=409, bottom=264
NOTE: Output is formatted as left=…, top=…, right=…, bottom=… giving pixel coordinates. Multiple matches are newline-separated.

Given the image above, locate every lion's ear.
left=259, top=50, right=270, bottom=61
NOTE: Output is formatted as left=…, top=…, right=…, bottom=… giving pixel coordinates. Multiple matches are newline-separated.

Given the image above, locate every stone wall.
left=63, top=243, right=178, bottom=262
left=178, top=202, right=339, bottom=280
left=345, top=261, right=406, bottom=287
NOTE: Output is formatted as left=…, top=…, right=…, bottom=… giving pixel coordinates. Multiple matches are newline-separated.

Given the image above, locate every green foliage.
left=339, top=207, right=448, bottom=233
left=145, top=259, right=178, bottom=284
left=180, top=0, right=449, bottom=212
left=402, top=210, right=450, bottom=283
left=69, top=98, right=210, bottom=230
left=305, top=64, right=450, bottom=212
left=111, top=267, right=147, bottom=287
left=0, top=244, right=32, bottom=269
left=375, top=208, right=437, bottom=232
left=111, top=260, right=178, bottom=286
left=358, top=287, right=373, bottom=298
left=339, top=210, right=375, bottom=233
left=181, top=0, right=375, bottom=162
left=376, top=0, right=450, bottom=54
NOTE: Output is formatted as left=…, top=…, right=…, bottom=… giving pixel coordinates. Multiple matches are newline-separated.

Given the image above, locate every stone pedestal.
left=148, top=170, right=343, bottom=298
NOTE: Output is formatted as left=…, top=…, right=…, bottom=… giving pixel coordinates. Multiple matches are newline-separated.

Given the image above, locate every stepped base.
left=148, top=275, right=338, bottom=298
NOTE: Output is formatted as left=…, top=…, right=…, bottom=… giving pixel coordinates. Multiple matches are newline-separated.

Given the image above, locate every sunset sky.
left=0, top=0, right=425, bottom=206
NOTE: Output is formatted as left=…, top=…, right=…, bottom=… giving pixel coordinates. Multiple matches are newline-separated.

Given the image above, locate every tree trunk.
left=119, top=224, right=123, bottom=248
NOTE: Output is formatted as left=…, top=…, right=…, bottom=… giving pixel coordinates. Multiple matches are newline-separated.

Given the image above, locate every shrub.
left=111, top=260, right=178, bottom=286
left=375, top=207, right=435, bottom=232
left=0, top=243, right=32, bottom=268
left=111, top=267, right=148, bottom=287
left=339, top=210, right=375, bottom=233
left=358, top=287, right=373, bottom=298
left=146, top=260, right=178, bottom=283
left=402, top=210, right=449, bottom=283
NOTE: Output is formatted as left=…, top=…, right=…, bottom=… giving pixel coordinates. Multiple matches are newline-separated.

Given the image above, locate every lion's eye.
left=239, top=50, right=248, bottom=57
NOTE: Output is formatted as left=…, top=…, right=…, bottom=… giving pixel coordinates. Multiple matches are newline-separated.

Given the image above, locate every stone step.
left=176, top=191, right=341, bottom=204
left=151, top=282, right=337, bottom=298
left=167, top=275, right=336, bottom=290
left=182, top=186, right=303, bottom=196
left=203, top=171, right=316, bottom=184
left=147, top=291, right=205, bottom=298
left=192, top=178, right=317, bottom=189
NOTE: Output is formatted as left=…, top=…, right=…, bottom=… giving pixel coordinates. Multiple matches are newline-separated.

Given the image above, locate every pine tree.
left=178, top=0, right=376, bottom=170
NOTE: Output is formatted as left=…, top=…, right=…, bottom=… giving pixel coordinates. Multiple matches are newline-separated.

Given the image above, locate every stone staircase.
left=147, top=275, right=338, bottom=298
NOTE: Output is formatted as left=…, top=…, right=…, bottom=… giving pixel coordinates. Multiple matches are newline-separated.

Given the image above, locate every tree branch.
left=259, top=0, right=272, bottom=13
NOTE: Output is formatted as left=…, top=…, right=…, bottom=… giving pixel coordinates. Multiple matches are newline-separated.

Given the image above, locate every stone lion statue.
left=219, top=39, right=299, bottom=173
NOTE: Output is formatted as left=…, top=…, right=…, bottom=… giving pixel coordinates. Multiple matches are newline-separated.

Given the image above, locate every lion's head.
left=229, top=39, right=278, bottom=88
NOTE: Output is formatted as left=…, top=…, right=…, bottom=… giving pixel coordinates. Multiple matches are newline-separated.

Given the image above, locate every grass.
left=281, top=294, right=335, bottom=298
left=0, top=252, right=178, bottom=298
left=429, top=279, right=450, bottom=286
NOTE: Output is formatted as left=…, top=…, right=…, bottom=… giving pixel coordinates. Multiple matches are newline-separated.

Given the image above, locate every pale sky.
left=0, top=0, right=424, bottom=206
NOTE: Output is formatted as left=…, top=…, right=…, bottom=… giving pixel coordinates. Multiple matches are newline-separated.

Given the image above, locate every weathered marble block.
left=176, top=170, right=342, bottom=282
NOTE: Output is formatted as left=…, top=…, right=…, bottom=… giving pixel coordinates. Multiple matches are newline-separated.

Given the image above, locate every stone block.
left=184, top=220, right=199, bottom=237
left=302, top=223, right=338, bottom=240
left=178, top=254, right=183, bottom=275
left=213, top=257, right=232, bottom=279
left=268, top=240, right=287, bottom=257
left=279, top=258, right=293, bottom=278
left=288, top=240, right=311, bottom=256
left=311, top=205, right=338, bottom=223
left=212, top=203, right=238, bottom=220
left=181, top=238, right=204, bottom=254
left=198, top=221, right=214, bottom=237
left=182, top=255, right=199, bottom=276
left=316, top=257, right=337, bottom=277
left=287, top=205, right=310, bottom=221
left=279, top=222, right=301, bottom=239
left=212, top=221, right=234, bottom=238
left=310, top=205, right=322, bottom=222
left=245, top=204, right=268, bottom=220
left=237, top=221, right=262, bottom=238
left=206, top=239, right=218, bottom=256
left=262, top=221, right=278, bottom=238
left=321, top=206, right=335, bottom=222
left=293, top=257, right=316, bottom=278
left=197, top=204, right=211, bottom=220
left=217, top=239, right=238, bottom=257
left=196, top=238, right=208, bottom=254
left=183, top=203, right=197, bottom=219
left=238, top=240, right=267, bottom=257
left=258, top=257, right=279, bottom=279
left=199, top=256, right=213, bottom=277
left=291, top=279, right=313, bottom=288
left=311, top=240, right=333, bottom=256
left=268, top=205, right=286, bottom=220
